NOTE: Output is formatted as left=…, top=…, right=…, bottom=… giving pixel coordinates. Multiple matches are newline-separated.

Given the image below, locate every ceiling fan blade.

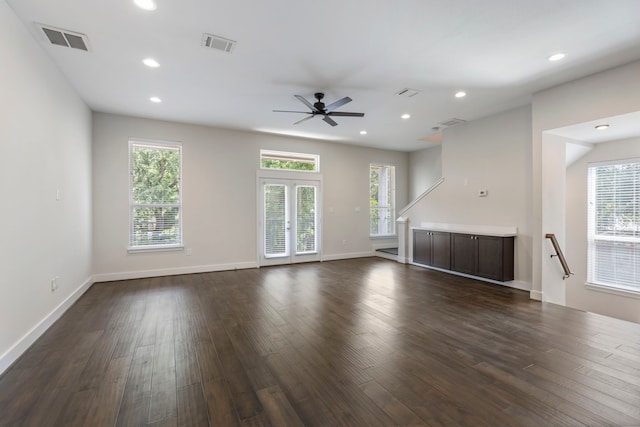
left=294, top=115, right=316, bottom=125
left=323, top=115, right=338, bottom=127
left=295, top=95, right=319, bottom=112
left=273, top=110, right=311, bottom=114
left=327, top=112, right=365, bottom=117
left=325, top=96, right=352, bottom=112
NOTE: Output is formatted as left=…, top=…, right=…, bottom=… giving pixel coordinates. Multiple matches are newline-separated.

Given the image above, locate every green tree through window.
left=130, top=141, right=182, bottom=248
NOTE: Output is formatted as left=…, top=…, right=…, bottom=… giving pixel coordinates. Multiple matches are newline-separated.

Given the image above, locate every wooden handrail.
left=545, top=233, right=573, bottom=279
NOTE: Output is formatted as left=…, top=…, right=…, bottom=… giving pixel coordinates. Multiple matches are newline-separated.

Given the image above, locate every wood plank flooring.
left=1, top=258, right=640, bottom=426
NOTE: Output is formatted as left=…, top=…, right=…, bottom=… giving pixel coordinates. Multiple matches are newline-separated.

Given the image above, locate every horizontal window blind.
left=264, top=184, right=288, bottom=257
left=129, top=141, right=182, bottom=248
left=370, top=164, right=396, bottom=236
left=296, top=185, right=316, bottom=254
left=588, top=159, right=640, bottom=290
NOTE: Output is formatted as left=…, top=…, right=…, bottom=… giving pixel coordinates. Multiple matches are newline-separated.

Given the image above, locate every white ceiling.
left=7, top=0, right=640, bottom=151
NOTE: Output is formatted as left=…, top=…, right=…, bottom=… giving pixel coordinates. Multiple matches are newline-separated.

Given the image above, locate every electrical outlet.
left=185, top=247, right=192, bottom=256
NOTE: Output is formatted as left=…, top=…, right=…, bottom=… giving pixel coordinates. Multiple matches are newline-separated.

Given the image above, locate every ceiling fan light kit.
left=274, top=92, right=365, bottom=127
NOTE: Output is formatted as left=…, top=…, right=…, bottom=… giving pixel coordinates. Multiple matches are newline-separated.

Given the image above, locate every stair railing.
left=545, top=233, right=573, bottom=279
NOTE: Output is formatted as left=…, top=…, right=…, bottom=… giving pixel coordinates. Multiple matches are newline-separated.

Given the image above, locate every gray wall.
left=92, top=113, right=409, bottom=279
left=0, top=1, right=92, bottom=371
left=408, top=146, right=442, bottom=201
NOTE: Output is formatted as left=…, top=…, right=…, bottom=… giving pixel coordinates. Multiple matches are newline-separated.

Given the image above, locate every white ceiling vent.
left=202, top=33, right=236, bottom=53
left=36, top=23, right=89, bottom=51
left=439, top=118, right=467, bottom=127
left=395, top=88, right=422, bottom=98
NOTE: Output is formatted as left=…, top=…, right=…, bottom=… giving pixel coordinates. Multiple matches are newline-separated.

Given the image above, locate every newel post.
left=396, top=216, right=409, bottom=264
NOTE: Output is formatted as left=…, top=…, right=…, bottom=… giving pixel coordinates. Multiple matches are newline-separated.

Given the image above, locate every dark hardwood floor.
left=1, top=258, right=640, bottom=426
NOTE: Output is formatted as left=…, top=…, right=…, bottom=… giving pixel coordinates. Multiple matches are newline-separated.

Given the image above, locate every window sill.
left=128, top=245, right=184, bottom=254
left=585, top=282, right=640, bottom=299
left=370, top=234, right=397, bottom=240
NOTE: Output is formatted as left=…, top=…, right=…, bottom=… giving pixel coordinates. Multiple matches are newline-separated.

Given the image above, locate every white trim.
left=411, top=262, right=531, bottom=291
left=375, top=251, right=398, bottom=262
left=415, top=223, right=518, bottom=237
left=585, top=282, right=640, bottom=299
left=127, top=244, right=184, bottom=254
left=93, top=261, right=259, bottom=283
left=530, top=290, right=543, bottom=301
left=398, top=177, right=444, bottom=217
left=0, top=275, right=94, bottom=375
left=321, top=251, right=375, bottom=261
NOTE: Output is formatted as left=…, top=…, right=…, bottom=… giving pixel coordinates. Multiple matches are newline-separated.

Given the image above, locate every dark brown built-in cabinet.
left=413, top=229, right=515, bottom=282
left=413, top=230, right=451, bottom=270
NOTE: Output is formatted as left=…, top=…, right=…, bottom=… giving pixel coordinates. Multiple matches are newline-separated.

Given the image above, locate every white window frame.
left=370, top=163, right=396, bottom=237
left=128, top=139, right=183, bottom=253
left=587, top=158, right=640, bottom=294
left=260, top=149, right=320, bottom=172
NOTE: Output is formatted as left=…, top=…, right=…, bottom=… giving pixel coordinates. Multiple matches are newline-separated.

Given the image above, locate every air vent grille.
left=439, top=118, right=467, bottom=127
left=202, top=33, right=236, bottom=53
left=395, top=88, right=421, bottom=98
left=37, top=23, right=89, bottom=51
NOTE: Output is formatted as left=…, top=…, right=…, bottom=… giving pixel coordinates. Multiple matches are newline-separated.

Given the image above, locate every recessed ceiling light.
left=548, top=53, right=566, bottom=62
left=360, top=130, right=367, bottom=135
left=150, top=96, right=162, bottom=103
left=401, top=114, right=411, bottom=120
left=134, top=0, right=157, bottom=11
left=455, top=91, right=466, bottom=98
left=595, top=124, right=610, bottom=130
left=142, top=58, right=160, bottom=68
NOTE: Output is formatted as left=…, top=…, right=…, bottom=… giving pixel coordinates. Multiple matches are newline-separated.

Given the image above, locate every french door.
left=259, top=178, right=321, bottom=266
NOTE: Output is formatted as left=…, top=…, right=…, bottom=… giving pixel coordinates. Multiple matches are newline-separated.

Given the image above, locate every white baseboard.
left=0, top=275, right=94, bottom=375
left=374, top=251, right=398, bottom=262
left=396, top=256, right=408, bottom=264
left=410, top=262, right=531, bottom=291
left=93, top=261, right=259, bottom=283
left=321, top=251, right=375, bottom=262
left=530, top=290, right=543, bottom=301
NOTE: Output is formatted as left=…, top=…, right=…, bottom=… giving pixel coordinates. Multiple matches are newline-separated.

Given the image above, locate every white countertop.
left=412, top=222, right=517, bottom=237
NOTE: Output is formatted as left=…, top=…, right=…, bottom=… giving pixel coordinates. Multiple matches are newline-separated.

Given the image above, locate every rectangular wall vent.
left=36, top=23, right=89, bottom=51
left=395, top=88, right=421, bottom=98
left=202, top=33, right=236, bottom=53
left=439, top=118, right=467, bottom=127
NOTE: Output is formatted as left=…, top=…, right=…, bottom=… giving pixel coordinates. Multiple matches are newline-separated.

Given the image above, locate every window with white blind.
left=129, top=140, right=182, bottom=250
left=370, top=164, right=396, bottom=236
left=588, top=159, right=640, bottom=292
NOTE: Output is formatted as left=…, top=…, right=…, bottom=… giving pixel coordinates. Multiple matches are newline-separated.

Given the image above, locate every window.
left=129, top=140, right=182, bottom=250
left=370, top=164, right=395, bottom=236
left=588, top=159, right=640, bottom=292
left=260, top=150, right=319, bottom=172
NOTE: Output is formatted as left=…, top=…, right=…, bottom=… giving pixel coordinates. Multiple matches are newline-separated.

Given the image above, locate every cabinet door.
left=413, top=230, right=431, bottom=265
left=476, top=235, right=504, bottom=280
left=451, top=233, right=476, bottom=275
left=431, top=231, right=451, bottom=269
left=477, top=235, right=514, bottom=281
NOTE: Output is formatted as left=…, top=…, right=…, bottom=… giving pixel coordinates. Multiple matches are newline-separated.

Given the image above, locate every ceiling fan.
left=273, top=92, right=365, bottom=126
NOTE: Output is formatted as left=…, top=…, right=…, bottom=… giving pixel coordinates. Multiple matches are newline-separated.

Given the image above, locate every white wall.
left=0, top=1, right=93, bottom=373
left=532, top=59, right=640, bottom=304
left=405, top=106, right=533, bottom=289
left=408, top=146, right=442, bottom=201
left=566, top=137, right=640, bottom=323
left=92, top=113, right=408, bottom=279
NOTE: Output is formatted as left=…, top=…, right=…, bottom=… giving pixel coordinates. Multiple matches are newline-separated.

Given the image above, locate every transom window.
left=129, top=139, right=182, bottom=250
left=370, top=163, right=396, bottom=236
left=588, top=158, right=640, bottom=292
left=260, top=150, right=319, bottom=172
